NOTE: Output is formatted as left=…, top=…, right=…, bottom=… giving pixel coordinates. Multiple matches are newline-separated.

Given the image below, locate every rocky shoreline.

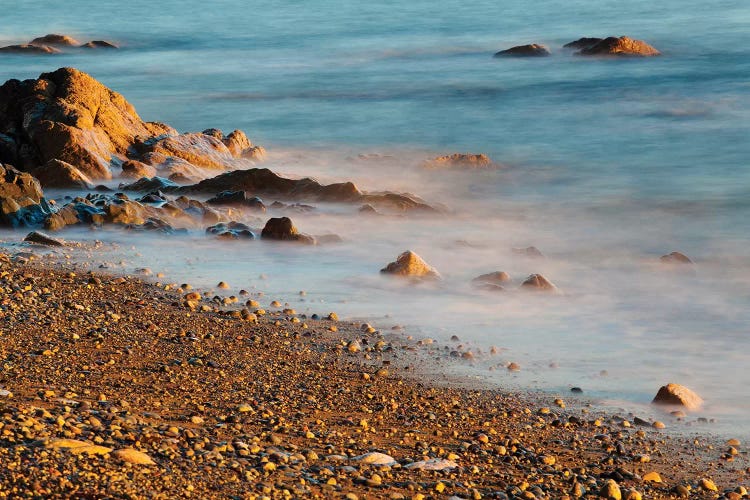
left=0, top=247, right=747, bottom=499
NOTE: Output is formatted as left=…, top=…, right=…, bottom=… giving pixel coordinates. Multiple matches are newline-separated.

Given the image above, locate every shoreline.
left=0, top=246, right=746, bottom=498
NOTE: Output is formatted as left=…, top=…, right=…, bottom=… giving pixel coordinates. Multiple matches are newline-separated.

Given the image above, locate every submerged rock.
left=652, top=383, right=703, bottom=410
left=473, top=271, right=511, bottom=285
left=30, top=34, right=81, bottom=47
left=206, top=190, right=266, bottom=211
left=660, top=251, right=692, bottom=264
left=521, top=273, right=556, bottom=291
left=494, top=44, right=550, bottom=57
left=261, top=217, right=314, bottom=244
left=563, top=37, right=603, bottom=50
left=513, top=246, right=544, bottom=258
left=423, top=153, right=496, bottom=170
left=576, top=36, right=660, bottom=57
left=0, top=44, right=60, bottom=54
left=381, top=250, right=440, bottom=279
left=206, top=221, right=255, bottom=239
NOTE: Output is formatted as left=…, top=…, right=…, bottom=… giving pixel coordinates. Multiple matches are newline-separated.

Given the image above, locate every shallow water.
left=2, top=1, right=750, bottom=433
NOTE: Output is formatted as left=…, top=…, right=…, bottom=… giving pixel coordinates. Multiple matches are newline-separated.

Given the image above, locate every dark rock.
left=521, top=274, right=556, bottom=291
left=119, top=176, right=179, bottom=192
left=261, top=217, right=314, bottom=244
left=494, top=44, right=550, bottom=57
left=0, top=44, right=60, bottom=54
left=206, top=190, right=266, bottom=211
left=206, top=221, right=255, bottom=240
left=24, top=230, right=64, bottom=246
left=660, top=251, right=692, bottom=264
left=80, top=40, right=118, bottom=49
left=576, top=36, right=660, bottom=57
left=30, top=34, right=80, bottom=47
left=563, top=37, right=603, bottom=50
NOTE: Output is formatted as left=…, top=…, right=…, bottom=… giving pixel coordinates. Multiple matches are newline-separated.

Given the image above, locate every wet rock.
left=494, top=44, right=550, bottom=57
left=24, top=230, right=64, bottom=246
left=660, top=251, right=692, bottom=264
left=206, top=190, right=266, bottom=211
left=80, top=40, right=118, bottom=49
left=29, top=159, right=93, bottom=188
left=521, top=273, right=556, bottom=291
left=0, top=163, right=44, bottom=202
left=0, top=44, right=60, bottom=54
left=206, top=221, right=255, bottom=239
left=576, top=36, right=660, bottom=57
left=563, top=37, right=603, bottom=50
left=380, top=250, right=440, bottom=279
left=423, top=153, right=496, bottom=170
left=105, top=198, right=150, bottom=225
left=261, top=217, right=314, bottom=243
left=652, top=383, right=703, bottom=410
left=30, top=34, right=80, bottom=47
left=132, top=132, right=237, bottom=170
left=0, top=164, right=52, bottom=227
left=119, top=176, right=179, bottom=192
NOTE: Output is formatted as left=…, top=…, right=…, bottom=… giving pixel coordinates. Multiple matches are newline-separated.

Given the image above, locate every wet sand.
left=0, top=248, right=747, bottom=499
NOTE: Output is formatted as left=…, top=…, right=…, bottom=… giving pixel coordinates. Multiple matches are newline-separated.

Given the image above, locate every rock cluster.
left=0, top=33, right=118, bottom=54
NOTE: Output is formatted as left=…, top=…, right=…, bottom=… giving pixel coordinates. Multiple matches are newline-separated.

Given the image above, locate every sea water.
left=2, top=0, right=750, bottom=434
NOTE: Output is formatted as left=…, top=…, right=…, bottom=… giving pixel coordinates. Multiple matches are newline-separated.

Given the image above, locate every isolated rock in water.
left=30, top=159, right=93, bottom=189
left=80, top=40, right=118, bottom=49
left=563, top=37, right=603, bottom=50
left=424, top=153, right=495, bottom=170
left=261, top=217, right=314, bottom=244
left=24, top=230, right=64, bottom=246
left=513, top=246, right=544, bottom=258
left=494, top=44, right=550, bottom=57
left=577, top=36, right=660, bottom=57
left=473, top=271, right=511, bottom=285
left=521, top=273, right=556, bottom=291
left=121, top=159, right=157, bottom=179
left=0, top=44, right=60, bottom=54
left=381, top=250, right=440, bottom=279
left=30, top=34, right=80, bottom=47
left=660, top=251, right=692, bottom=264
left=652, top=383, right=703, bottom=410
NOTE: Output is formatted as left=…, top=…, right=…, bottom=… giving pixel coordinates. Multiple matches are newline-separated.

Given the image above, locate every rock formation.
left=261, top=217, right=314, bottom=244
left=521, top=274, right=556, bottom=291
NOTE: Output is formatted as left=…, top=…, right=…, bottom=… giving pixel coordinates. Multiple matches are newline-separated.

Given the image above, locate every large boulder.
left=0, top=67, right=173, bottom=180
left=0, top=163, right=52, bottom=227
left=30, top=159, right=93, bottom=189
left=652, top=383, right=703, bottom=410
left=381, top=251, right=440, bottom=279
left=261, top=217, right=314, bottom=244
left=494, top=44, right=550, bottom=57
left=423, top=153, right=496, bottom=170
left=576, top=36, right=660, bottom=57
left=30, top=34, right=80, bottom=47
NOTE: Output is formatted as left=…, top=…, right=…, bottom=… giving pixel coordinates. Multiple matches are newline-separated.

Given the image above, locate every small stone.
left=24, top=231, right=64, bottom=247
left=599, top=479, right=621, bottom=499
left=217, top=281, right=229, bottom=289
left=112, top=448, right=155, bottom=465
left=699, top=478, right=717, bottom=492
left=642, top=471, right=662, bottom=483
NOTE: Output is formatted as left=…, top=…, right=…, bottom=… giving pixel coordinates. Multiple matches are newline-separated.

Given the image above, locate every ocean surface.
left=2, top=1, right=750, bottom=434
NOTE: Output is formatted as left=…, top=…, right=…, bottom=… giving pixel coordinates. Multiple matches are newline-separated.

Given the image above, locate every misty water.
left=2, top=0, right=750, bottom=434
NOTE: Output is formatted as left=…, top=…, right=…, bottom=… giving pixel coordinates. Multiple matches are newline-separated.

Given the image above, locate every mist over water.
left=2, top=0, right=750, bottom=433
